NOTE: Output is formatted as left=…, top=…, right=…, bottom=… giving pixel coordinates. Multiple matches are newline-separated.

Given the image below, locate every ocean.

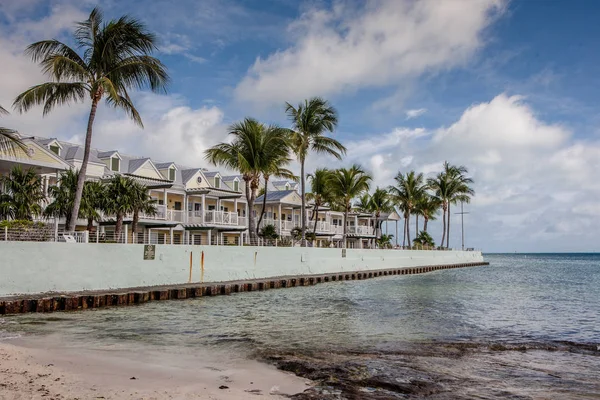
left=2, top=253, right=599, bottom=398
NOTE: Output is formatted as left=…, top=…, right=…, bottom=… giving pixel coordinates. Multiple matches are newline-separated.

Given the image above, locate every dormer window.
left=233, top=180, right=239, bottom=191
left=49, top=145, right=60, bottom=155
left=111, top=157, right=120, bottom=172
left=169, top=166, right=175, bottom=181
left=214, top=176, right=220, bottom=188
left=285, top=182, right=290, bottom=190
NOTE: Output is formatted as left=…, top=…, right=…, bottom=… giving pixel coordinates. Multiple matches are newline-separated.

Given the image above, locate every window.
left=214, top=176, right=220, bottom=188
left=111, top=157, right=120, bottom=172
left=49, top=145, right=60, bottom=155
left=174, top=201, right=182, bottom=211
left=208, top=205, right=215, bottom=211
left=169, top=167, right=175, bottom=181
left=233, top=180, right=239, bottom=191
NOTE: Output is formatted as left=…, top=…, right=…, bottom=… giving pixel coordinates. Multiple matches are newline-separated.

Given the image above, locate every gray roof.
left=256, top=190, right=297, bottom=203
left=64, top=146, right=104, bottom=164
left=181, top=168, right=200, bottom=184
left=203, top=171, right=219, bottom=178
left=127, top=158, right=151, bottom=173
left=97, top=150, right=119, bottom=158
left=155, top=162, right=175, bottom=169
left=222, top=175, right=241, bottom=181
left=37, top=138, right=58, bottom=146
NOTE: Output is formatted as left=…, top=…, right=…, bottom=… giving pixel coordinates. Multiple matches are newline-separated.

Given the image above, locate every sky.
left=1, top=0, right=599, bottom=253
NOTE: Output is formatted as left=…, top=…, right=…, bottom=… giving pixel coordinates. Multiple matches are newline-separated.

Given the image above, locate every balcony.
left=187, top=210, right=246, bottom=227
left=347, top=225, right=374, bottom=235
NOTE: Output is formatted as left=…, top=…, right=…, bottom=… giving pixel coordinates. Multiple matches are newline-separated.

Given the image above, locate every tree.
left=0, top=105, right=26, bottom=155
left=427, top=162, right=474, bottom=248
left=14, top=7, right=169, bottom=233
left=388, top=171, right=425, bottom=248
left=45, top=170, right=107, bottom=231
left=0, top=166, right=45, bottom=220
left=306, top=168, right=333, bottom=235
left=354, top=193, right=372, bottom=213
left=285, top=97, right=345, bottom=244
left=415, top=194, right=441, bottom=233
left=104, top=175, right=137, bottom=242
left=369, top=188, right=393, bottom=239
left=328, top=164, right=371, bottom=248
left=413, top=231, right=435, bottom=249
left=259, top=224, right=279, bottom=240
left=130, top=181, right=156, bottom=243
left=377, top=233, right=394, bottom=249
left=205, top=118, right=289, bottom=242
left=256, top=130, right=295, bottom=235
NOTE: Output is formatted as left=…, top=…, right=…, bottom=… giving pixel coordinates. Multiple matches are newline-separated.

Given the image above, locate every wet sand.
left=0, top=339, right=312, bottom=399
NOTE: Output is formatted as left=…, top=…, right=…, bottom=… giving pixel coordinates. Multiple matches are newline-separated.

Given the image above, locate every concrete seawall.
left=0, top=242, right=486, bottom=315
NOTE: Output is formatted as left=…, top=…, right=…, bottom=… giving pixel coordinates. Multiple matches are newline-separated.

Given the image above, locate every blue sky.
left=1, top=0, right=600, bottom=252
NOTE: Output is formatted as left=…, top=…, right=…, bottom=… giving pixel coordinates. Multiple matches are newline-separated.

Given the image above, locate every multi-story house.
left=1, top=136, right=399, bottom=247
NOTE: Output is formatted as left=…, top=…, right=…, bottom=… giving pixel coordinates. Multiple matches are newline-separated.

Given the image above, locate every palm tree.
left=328, top=164, right=371, bottom=248
left=104, top=175, right=137, bottom=242
left=205, top=118, right=289, bottom=242
left=377, top=233, right=394, bottom=249
left=256, top=130, right=295, bottom=235
left=306, top=168, right=333, bottom=235
left=14, top=7, right=169, bottom=233
left=285, top=97, right=346, bottom=243
left=0, top=166, right=45, bottom=220
left=354, top=193, right=372, bottom=213
left=81, top=180, right=107, bottom=231
left=388, top=171, right=425, bottom=248
left=130, top=181, right=156, bottom=243
left=416, top=194, right=441, bottom=233
left=443, top=162, right=474, bottom=248
left=0, top=105, right=26, bottom=155
left=369, top=188, right=393, bottom=239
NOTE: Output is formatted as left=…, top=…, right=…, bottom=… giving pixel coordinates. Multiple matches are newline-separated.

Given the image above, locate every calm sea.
left=2, top=253, right=599, bottom=397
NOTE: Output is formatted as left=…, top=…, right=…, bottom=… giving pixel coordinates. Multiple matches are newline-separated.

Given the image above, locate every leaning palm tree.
left=306, top=168, right=333, bottom=235
left=14, top=7, right=169, bottom=233
left=0, top=105, right=26, bottom=155
left=416, top=194, right=441, bottom=233
left=388, top=171, right=425, bottom=248
left=0, top=166, right=45, bottom=220
left=205, top=118, right=289, bottom=242
left=443, top=162, right=474, bottom=248
left=328, top=164, right=371, bottom=248
left=286, top=97, right=346, bottom=244
left=104, top=175, right=137, bottom=242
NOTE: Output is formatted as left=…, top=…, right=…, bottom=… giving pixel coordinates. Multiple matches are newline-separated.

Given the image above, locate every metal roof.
left=255, top=190, right=297, bottom=202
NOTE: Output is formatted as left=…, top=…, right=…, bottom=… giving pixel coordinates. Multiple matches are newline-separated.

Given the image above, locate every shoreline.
left=0, top=337, right=312, bottom=399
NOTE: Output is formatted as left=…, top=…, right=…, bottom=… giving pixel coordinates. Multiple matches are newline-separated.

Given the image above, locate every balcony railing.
left=347, top=225, right=374, bottom=235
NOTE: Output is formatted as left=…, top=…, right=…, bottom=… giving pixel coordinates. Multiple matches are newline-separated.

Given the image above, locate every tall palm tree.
left=256, top=132, right=295, bottom=235
left=0, top=166, right=45, bottom=220
left=14, top=7, right=169, bottom=233
left=205, top=118, right=289, bottom=242
left=328, top=164, right=371, bottom=248
left=306, top=168, right=333, bottom=235
left=388, top=171, right=425, bottom=248
left=285, top=97, right=346, bottom=243
left=0, top=105, right=26, bottom=155
left=443, top=162, right=474, bottom=248
left=354, top=193, right=372, bottom=213
left=369, top=187, right=393, bottom=239
left=427, top=172, right=450, bottom=247
left=104, top=175, right=137, bottom=242
left=130, top=181, right=157, bottom=243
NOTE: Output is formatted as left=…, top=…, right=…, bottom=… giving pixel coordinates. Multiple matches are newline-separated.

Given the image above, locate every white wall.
left=0, top=242, right=484, bottom=296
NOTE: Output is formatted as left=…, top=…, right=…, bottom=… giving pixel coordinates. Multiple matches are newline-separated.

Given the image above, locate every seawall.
left=0, top=242, right=486, bottom=314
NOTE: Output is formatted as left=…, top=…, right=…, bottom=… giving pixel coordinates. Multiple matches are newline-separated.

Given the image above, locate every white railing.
left=313, top=221, right=331, bottom=233
left=238, top=217, right=248, bottom=227
left=347, top=225, right=374, bottom=235
left=166, top=209, right=184, bottom=222
left=332, top=225, right=344, bottom=235
left=204, top=210, right=239, bottom=226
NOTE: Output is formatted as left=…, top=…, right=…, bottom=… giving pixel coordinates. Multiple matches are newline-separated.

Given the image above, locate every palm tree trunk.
left=441, top=205, right=447, bottom=248
left=343, top=204, right=348, bottom=248
left=115, top=212, right=124, bottom=243
left=132, top=210, right=139, bottom=244
left=406, top=214, right=411, bottom=247
left=312, top=202, right=319, bottom=235
left=415, top=214, right=419, bottom=238
left=68, top=97, right=99, bottom=232
left=402, top=218, right=406, bottom=247
left=446, top=203, right=451, bottom=249
left=256, top=176, right=269, bottom=236
left=247, top=177, right=259, bottom=242
left=423, top=217, right=428, bottom=232
left=86, top=217, right=93, bottom=232
left=300, top=158, right=306, bottom=245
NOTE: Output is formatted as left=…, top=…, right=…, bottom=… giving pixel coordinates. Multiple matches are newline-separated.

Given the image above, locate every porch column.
left=238, top=232, right=242, bottom=246
left=208, top=230, right=212, bottom=245
left=147, top=228, right=151, bottom=244
left=234, top=198, right=238, bottom=214
left=201, top=194, right=206, bottom=223
left=169, top=227, right=173, bottom=244
left=183, top=194, right=188, bottom=223
left=278, top=203, right=282, bottom=232
left=54, top=170, right=60, bottom=237
left=124, top=224, right=128, bottom=244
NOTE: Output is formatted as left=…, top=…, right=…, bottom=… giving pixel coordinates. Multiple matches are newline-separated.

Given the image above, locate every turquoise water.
left=3, top=253, right=599, bottom=350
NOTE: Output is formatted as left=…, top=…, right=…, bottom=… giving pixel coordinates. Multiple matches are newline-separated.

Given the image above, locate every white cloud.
left=235, top=0, right=505, bottom=105
left=405, top=108, right=427, bottom=119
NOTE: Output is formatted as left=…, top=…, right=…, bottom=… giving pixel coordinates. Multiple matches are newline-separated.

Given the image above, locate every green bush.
left=259, top=224, right=279, bottom=240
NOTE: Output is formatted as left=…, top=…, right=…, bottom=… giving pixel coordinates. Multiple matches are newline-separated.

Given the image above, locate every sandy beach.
left=0, top=339, right=312, bottom=399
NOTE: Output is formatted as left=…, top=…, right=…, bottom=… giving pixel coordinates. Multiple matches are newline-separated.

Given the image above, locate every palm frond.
left=13, top=82, right=87, bottom=115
